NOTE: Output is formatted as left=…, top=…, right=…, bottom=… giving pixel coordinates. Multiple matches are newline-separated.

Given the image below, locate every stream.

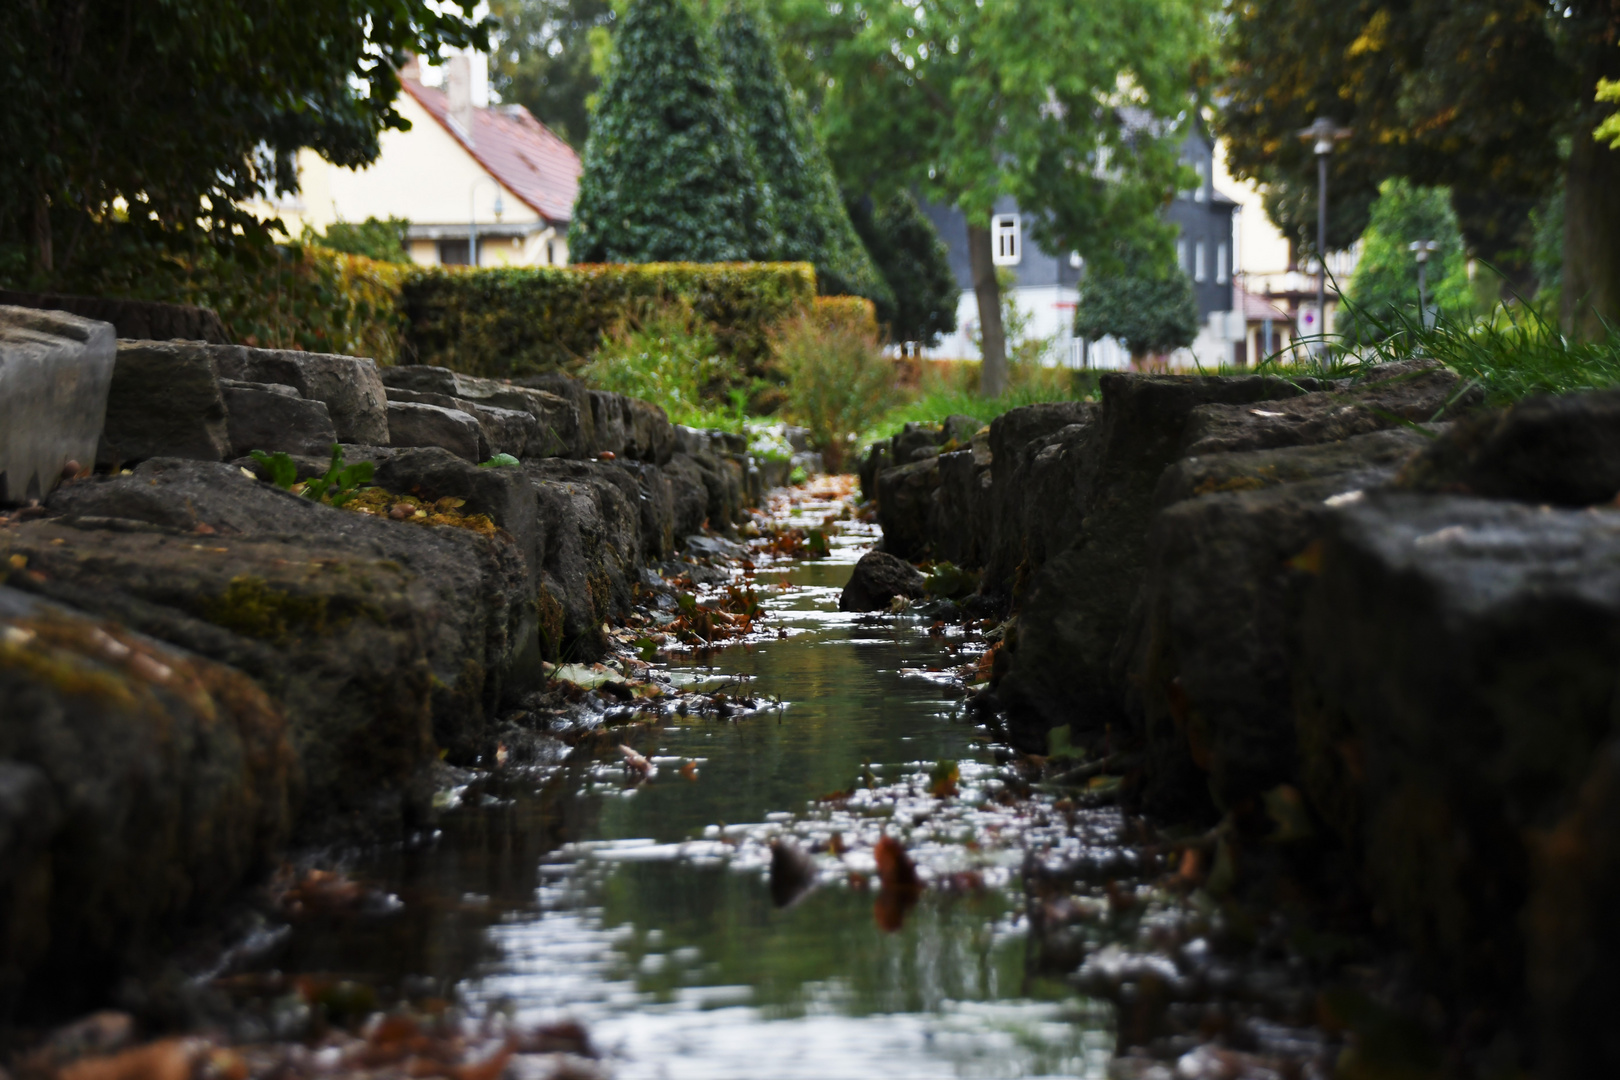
left=235, top=479, right=1131, bottom=1079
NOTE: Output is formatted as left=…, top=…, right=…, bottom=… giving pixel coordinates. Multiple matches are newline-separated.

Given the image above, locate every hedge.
left=399, top=261, right=816, bottom=378
left=809, top=295, right=880, bottom=340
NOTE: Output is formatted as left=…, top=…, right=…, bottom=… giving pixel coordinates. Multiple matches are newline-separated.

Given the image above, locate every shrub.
left=847, top=190, right=959, bottom=349
left=1336, top=179, right=1472, bottom=344
left=400, top=261, right=815, bottom=377
left=715, top=3, right=891, bottom=310
left=305, top=217, right=413, bottom=265
left=583, top=298, right=744, bottom=428
left=567, top=0, right=773, bottom=263
left=773, top=310, right=900, bottom=471
left=1073, top=249, right=1199, bottom=362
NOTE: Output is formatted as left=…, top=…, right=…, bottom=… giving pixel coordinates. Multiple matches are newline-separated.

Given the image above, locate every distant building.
left=922, top=128, right=1243, bottom=370
left=258, top=54, right=580, bottom=268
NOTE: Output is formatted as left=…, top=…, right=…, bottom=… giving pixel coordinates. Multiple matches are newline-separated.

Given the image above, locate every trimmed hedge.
left=810, top=295, right=880, bottom=340
left=400, top=261, right=817, bottom=377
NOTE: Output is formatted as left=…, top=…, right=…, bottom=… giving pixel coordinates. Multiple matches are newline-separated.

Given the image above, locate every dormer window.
left=992, top=214, right=1022, bottom=266
left=1194, top=158, right=1208, bottom=203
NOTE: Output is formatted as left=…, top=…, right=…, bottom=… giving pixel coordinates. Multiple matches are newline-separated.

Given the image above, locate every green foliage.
left=862, top=379, right=1089, bottom=445
left=480, top=453, right=522, bottom=468
left=400, top=261, right=815, bottom=377
left=1337, top=180, right=1473, bottom=345
left=0, top=0, right=490, bottom=281
left=773, top=312, right=901, bottom=470
left=1598, top=73, right=1620, bottom=149
left=1215, top=1, right=1616, bottom=275
left=306, top=217, right=413, bottom=265
left=846, top=192, right=958, bottom=348
left=584, top=299, right=744, bottom=427
left=1266, top=300, right=1620, bottom=408
left=251, top=445, right=376, bottom=507
left=488, top=0, right=615, bottom=148
left=767, top=0, right=1208, bottom=267
left=1531, top=187, right=1566, bottom=311
left=569, top=0, right=775, bottom=262
left=713, top=3, right=891, bottom=311
left=1073, top=251, right=1199, bottom=360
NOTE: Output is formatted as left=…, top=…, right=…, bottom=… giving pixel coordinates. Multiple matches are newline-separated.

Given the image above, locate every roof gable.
left=402, top=79, right=581, bottom=225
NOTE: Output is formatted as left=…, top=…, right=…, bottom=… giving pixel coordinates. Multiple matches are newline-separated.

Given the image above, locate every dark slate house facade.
left=922, top=127, right=1238, bottom=368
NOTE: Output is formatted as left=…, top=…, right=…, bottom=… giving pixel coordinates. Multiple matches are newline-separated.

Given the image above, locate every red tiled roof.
left=402, top=78, right=580, bottom=225
left=1236, top=285, right=1291, bottom=323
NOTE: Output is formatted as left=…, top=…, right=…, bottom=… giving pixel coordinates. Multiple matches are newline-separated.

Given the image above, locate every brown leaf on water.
left=679, top=760, right=699, bottom=781
left=57, top=1039, right=204, bottom=1080
left=618, top=744, right=652, bottom=780
left=873, top=885, right=919, bottom=933
left=873, top=835, right=920, bottom=891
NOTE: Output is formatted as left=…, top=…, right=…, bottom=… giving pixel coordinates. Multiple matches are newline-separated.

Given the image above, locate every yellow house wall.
left=277, top=90, right=564, bottom=268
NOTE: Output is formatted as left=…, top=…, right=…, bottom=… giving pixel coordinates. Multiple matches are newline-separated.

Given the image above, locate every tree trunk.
left=1562, top=43, right=1620, bottom=341
left=966, top=223, right=1008, bottom=398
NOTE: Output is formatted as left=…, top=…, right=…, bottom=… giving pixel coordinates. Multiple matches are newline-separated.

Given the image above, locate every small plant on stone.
left=251, top=444, right=374, bottom=507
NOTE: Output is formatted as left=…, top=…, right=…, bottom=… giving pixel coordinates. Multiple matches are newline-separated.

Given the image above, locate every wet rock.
left=839, top=551, right=927, bottom=612
left=0, top=586, right=293, bottom=1016
left=1396, top=389, right=1620, bottom=506
left=528, top=458, right=675, bottom=563
left=857, top=438, right=891, bottom=501
left=16, top=459, right=532, bottom=820
left=0, top=289, right=231, bottom=344
left=996, top=375, right=1314, bottom=747
left=1297, top=493, right=1620, bottom=994
left=665, top=449, right=746, bottom=531
left=0, top=306, right=116, bottom=505
left=980, top=402, right=1096, bottom=592
left=1527, top=739, right=1620, bottom=1079
left=213, top=347, right=390, bottom=445
left=930, top=450, right=985, bottom=568
left=875, top=455, right=941, bottom=560
left=1118, top=428, right=1431, bottom=815
left=385, top=387, right=536, bottom=459
left=893, top=421, right=945, bottom=464
left=524, top=460, right=643, bottom=658
left=386, top=400, right=482, bottom=462
left=510, top=371, right=595, bottom=458
left=1178, top=361, right=1470, bottom=457
left=221, top=382, right=337, bottom=458
left=588, top=391, right=675, bottom=464
left=96, top=340, right=229, bottom=468
left=385, top=366, right=585, bottom=459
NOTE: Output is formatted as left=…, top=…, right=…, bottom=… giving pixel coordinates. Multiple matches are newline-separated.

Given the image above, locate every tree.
left=488, top=0, right=615, bottom=148
left=307, top=217, right=413, bottom=264
left=1336, top=179, right=1473, bottom=344
left=1073, top=250, right=1199, bottom=364
left=568, top=0, right=776, bottom=263
left=712, top=3, right=890, bottom=307
left=846, top=192, right=958, bottom=350
left=1217, top=0, right=1620, bottom=340
left=766, top=0, right=1211, bottom=396
left=0, top=0, right=489, bottom=281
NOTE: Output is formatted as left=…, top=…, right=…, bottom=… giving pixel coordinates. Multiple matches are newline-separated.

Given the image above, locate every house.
left=922, top=128, right=1244, bottom=370
left=260, top=54, right=580, bottom=268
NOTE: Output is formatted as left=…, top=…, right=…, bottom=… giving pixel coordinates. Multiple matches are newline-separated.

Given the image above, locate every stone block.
left=384, top=387, right=535, bottom=459
left=0, top=306, right=116, bottom=504
left=213, top=347, right=390, bottom=445
left=385, top=365, right=584, bottom=458
left=222, top=382, right=338, bottom=458
left=386, top=401, right=482, bottom=462
left=97, top=339, right=229, bottom=467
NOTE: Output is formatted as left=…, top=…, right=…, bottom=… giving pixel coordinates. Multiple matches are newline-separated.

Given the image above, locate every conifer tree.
left=713, top=3, right=890, bottom=305
left=847, top=191, right=958, bottom=349
left=568, top=0, right=774, bottom=263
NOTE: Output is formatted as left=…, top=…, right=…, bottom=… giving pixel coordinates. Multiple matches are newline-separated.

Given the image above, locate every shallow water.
left=262, top=486, right=1117, bottom=1079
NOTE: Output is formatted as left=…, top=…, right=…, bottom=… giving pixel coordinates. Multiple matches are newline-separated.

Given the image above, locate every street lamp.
left=469, top=180, right=505, bottom=267
left=1409, top=240, right=1439, bottom=330
left=1297, top=117, right=1351, bottom=348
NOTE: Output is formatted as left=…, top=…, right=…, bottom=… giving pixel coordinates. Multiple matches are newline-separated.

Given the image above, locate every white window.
left=991, top=214, right=1022, bottom=266
left=1194, top=159, right=1208, bottom=203
left=1195, top=240, right=1208, bottom=283
left=1216, top=242, right=1229, bottom=284
left=1177, top=239, right=1188, bottom=275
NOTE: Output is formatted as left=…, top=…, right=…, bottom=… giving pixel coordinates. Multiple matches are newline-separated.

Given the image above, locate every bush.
left=583, top=298, right=744, bottom=428
left=567, top=0, right=773, bottom=263
left=304, top=217, right=413, bottom=265
left=809, top=295, right=880, bottom=339
left=400, top=261, right=816, bottom=377
left=1073, top=249, right=1199, bottom=362
left=773, top=310, right=900, bottom=471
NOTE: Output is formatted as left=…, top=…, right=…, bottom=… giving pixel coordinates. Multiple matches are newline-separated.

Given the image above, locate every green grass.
left=861, top=368, right=1098, bottom=445
left=1252, top=297, right=1620, bottom=407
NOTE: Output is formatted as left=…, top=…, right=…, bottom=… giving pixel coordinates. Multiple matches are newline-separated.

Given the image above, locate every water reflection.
left=265, top=488, right=1114, bottom=1078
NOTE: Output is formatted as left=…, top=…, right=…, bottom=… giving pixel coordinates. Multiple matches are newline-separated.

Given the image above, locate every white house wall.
left=928, top=285, right=1081, bottom=366
left=279, top=93, right=544, bottom=267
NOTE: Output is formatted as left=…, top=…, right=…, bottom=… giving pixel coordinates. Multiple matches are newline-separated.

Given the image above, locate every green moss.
left=535, top=586, right=566, bottom=660
left=195, top=575, right=375, bottom=645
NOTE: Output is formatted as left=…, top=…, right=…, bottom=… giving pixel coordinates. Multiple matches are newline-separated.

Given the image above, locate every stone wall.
left=0, top=329, right=775, bottom=1017
left=858, top=369, right=1620, bottom=1076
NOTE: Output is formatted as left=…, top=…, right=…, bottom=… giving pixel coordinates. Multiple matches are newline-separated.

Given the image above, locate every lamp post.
left=1409, top=239, right=1439, bottom=330
left=1297, top=117, right=1351, bottom=349
left=469, top=180, right=505, bottom=267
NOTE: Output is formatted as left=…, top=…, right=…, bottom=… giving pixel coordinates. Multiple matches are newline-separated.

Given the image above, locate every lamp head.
left=1297, top=116, right=1351, bottom=156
